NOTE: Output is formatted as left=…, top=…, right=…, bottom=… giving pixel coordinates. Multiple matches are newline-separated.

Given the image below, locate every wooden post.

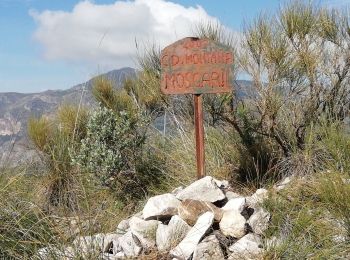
left=160, top=38, right=233, bottom=180
left=194, top=94, right=205, bottom=179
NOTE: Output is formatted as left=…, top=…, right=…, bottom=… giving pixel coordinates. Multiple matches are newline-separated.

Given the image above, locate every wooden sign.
left=161, top=37, right=233, bottom=95
left=160, top=37, right=234, bottom=179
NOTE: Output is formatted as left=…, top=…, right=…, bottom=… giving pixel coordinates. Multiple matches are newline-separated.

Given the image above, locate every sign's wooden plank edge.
left=160, top=37, right=234, bottom=95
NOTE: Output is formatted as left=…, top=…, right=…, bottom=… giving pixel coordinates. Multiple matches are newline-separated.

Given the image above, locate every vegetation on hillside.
left=1, top=1, right=350, bottom=259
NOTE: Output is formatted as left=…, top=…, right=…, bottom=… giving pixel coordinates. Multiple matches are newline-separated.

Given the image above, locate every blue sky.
left=0, top=0, right=348, bottom=93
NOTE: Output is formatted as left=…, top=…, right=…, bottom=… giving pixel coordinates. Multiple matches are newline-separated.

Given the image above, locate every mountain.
left=0, top=67, right=135, bottom=167
left=0, top=67, right=253, bottom=167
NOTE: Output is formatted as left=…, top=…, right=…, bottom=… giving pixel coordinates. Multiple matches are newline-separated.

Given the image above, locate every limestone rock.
left=118, top=231, right=142, bottom=257
left=73, top=233, right=119, bottom=256
left=193, top=234, right=225, bottom=260
left=226, top=191, right=242, bottom=200
left=116, top=219, right=129, bottom=234
left=36, top=246, right=74, bottom=260
left=247, top=188, right=268, bottom=207
left=228, top=233, right=263, bottom=260
left=222, top=197, right=246, bottom=212
left=219, top=210, right=246, bottom=238
left=102, top=252, right=125, bottom=260
left=178, top=199, right=223, bottom=225
left=156, top=215, right=190, bottom=252
left=143, top=193, right=180, bottom=220
left=176, top=176, right=225, bottom=202
left=275, top=177, right=291, bottom=191
left=172, top=186, right=184, bottom=196
left=170, top=212, right=214, bottom=259
left=214, top=179, right=230, bottom=189
left=129, top=216, right=159, bottom=249
left=248, top=207, right=270, bottom=235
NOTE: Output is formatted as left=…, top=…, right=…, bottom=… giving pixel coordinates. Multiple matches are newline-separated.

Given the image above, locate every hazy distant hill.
left=0, top=67, right=135, bottom=167
left=0, top=67, right=253, bottom=167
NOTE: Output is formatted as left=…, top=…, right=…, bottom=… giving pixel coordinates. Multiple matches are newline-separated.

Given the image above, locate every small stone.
left=73, top=233, right=119, bottom=256
left=170, top=212, right=214, bottom=259
left=247, top=188, right=268, bottom=207
left=225, top=191, right=242, bottom=200
left=36, top=246, right=73, bottom=260
left=118, top=231, right=142, bottom=257
left=129, top=216, right=159, bottom=249
left=143, top=193, right=180, bottom=220
left=214, top=179, right=230, bottom=189
left=222, top=197, right=246, bottom=212
left=275, top=177, right=291, bottom=191
left=172, top=186, right=184, bottom=195
left=193, top=235, right=225, bottom=260
left=156, top=215, right=190, bottom=252
left=178, top=199, right=223, bottom=226
left=176, top=176, right=225, bottom=202
left=228, top=233, right=263, bottom=260
left=102, top=252, right=125, bottom=260
left=219, top=210, right=246, bottom=238
left=248, top=207, right=270, bottom=235
left=116, top=219, right=129, bottom=234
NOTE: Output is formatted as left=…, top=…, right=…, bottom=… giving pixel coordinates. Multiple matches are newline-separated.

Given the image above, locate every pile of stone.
left=37, top=176, right=274, bottom=260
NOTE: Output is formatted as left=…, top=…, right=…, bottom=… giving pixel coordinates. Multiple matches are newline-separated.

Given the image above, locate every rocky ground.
left=36, top=176, right=291, bottom=259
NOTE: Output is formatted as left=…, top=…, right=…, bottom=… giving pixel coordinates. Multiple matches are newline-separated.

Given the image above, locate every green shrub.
left=72, top=106, right=164, bottom=203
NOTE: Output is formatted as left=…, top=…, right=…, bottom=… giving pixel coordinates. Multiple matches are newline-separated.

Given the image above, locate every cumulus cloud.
left=30, top=0, right=220, bottom=69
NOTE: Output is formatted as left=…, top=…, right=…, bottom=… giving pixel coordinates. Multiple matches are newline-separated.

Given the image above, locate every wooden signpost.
left=160, top=37, right=233, bottom=179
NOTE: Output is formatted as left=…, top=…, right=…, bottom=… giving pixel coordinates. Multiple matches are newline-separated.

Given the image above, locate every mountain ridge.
left=0, top=67, right=136, bottom=167
left=0, top=68, right=253, bottom=167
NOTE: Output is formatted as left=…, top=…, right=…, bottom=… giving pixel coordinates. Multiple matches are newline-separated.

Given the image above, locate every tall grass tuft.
left=27, top=104, right=88, bottom=210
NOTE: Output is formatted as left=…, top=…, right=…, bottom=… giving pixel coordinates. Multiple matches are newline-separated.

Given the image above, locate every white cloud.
left=30, top=0, right=220, bottom=69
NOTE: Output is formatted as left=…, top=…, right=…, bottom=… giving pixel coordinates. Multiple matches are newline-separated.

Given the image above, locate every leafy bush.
left=73, top=106, right=164, bottom=202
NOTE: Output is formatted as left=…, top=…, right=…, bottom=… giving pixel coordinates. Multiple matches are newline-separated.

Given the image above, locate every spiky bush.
left=264, top=172, right=350, bottom=259
left=27, top=104, right=88, bottom=209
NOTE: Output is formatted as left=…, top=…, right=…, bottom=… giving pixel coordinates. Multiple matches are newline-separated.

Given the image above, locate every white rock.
left=143, top=193, right=180, bottom=220
left=114, top=251, right=125, bottom=258
left=193, top=235, right=225, bottom=260
left=247, top=188, right=268, bottom=206
left=102, top=252, right=125, bottom=260
left=176, top=176, right=225, bottom=202
left=172, top=186, right=184, bottom=195
left=222, top=197, right=246, bottom=212
left=170, top=212, right=214, bottom=259
left=275, top=177, right=291, bottom=191
left=228, top=233, right=263, bottom=260
left=156, top=215, right=190, bottom=252
left=248, top=207, right=270, bottom=235
left=116, top=219, right=129, bottom=234
left=129, top=216, right=159, bottom=249
left=118, top=231, right=142, bottom=257
left=36, top=246, right=73, bottom=260
left=226, top=191, right=242, bottom=200
left=73, top=233, right=119, bottom=256
left=214, top=179, right=230, bottom=189
left=219, top=210, right=246, bottom=238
